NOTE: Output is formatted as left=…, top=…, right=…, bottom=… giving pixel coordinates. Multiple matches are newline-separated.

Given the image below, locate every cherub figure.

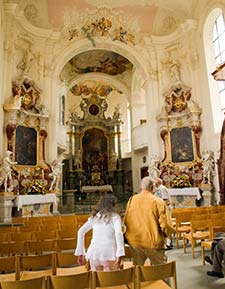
left=0, top=151, right=17, bottom=192
left=49, top=156, right=64, bottom=191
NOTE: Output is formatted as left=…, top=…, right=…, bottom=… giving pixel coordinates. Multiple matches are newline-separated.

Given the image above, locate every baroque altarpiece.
left=64, top=93, right=124, bottom=196
left=157, top=83, right=204, bottom=189
left=2, top=77, right=50, bottom=194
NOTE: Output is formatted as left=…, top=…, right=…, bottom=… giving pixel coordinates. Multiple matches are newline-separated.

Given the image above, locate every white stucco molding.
left=143, top=19, right=198, bottom=47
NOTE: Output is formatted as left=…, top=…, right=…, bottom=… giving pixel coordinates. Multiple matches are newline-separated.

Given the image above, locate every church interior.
left=0, top=0, right=225, bottom=288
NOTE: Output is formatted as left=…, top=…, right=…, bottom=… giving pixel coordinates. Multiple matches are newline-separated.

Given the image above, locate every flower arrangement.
left=23, top=179, right=46, bottom=195
left=171, top=174, right=192, bottom=188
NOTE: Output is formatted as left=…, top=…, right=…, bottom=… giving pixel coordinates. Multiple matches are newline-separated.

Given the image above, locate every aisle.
left=166, top=245, right=225, bottom=288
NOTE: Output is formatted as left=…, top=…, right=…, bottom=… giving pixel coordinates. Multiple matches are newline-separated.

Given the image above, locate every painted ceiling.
left=19, top=0, right=199, bottom=36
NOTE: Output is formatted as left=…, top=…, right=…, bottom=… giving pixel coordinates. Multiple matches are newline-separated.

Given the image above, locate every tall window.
left=213, top=13, right=225, bottom=111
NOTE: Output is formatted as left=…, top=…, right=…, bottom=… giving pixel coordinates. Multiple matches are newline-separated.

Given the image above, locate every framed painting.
left=15, top=125, right=37, bottom=165
left=170, top=127, right=194, bottom=163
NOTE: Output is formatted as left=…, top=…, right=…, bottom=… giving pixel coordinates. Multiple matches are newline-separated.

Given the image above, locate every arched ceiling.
left=19, top=0, right=199, bottom=36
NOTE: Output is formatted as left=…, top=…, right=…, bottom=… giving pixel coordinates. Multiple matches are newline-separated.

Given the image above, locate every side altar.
left=0, top=78, right=60, bottom=222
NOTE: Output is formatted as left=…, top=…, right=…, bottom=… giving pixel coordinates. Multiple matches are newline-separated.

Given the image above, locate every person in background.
left=154, top=177, right=173, bottom=250
left=124, top=176, right=174, bottom=266
left=206, top=238, right=225, bottom=278
left=74, top=193, right=125, bottom=271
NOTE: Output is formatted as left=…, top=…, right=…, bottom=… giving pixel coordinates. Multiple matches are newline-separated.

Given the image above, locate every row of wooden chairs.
left=182, top=218, right=225, bottom=259
left=0, top=258, right=177, bottom=289
left=0, top=229, right=80, bottom=243
left=173, top=209, right=225, bottom=248
left=0, top=251, right=87, bottom=281
left=0, top=238, right=92, bottom=257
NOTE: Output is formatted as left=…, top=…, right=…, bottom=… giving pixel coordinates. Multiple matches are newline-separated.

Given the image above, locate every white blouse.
left=74, top=213, right=125, bottom=261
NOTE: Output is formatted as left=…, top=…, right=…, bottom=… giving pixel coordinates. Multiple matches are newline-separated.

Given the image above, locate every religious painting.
left=15, top=126, right=37, bottom=165
left=170, top=127, right=194, bottom=163
left=82, top=128, right=108, bottom=172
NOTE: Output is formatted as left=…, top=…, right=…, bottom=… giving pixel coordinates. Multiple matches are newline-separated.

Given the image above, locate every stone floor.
left=166, top=242, right=225, bottom=288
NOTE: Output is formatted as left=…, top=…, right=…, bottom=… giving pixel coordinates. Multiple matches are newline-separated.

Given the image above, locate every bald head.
left=140, top=176, right=155, bottom=191
left=155, top=178, right=162, bottom=187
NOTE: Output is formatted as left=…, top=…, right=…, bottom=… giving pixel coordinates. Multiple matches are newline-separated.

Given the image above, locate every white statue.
left=148, top=155, right=161, bottom=179
left=201, top=149, right=215, bottom=184
left=49, top=156, right=64, bottom=191
left=0, top=151, right=17, bottom=192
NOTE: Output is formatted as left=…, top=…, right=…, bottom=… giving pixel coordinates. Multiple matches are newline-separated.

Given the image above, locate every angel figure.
left=148, top=155, right=161, bottom=179
left=49, top=156, right=64, bottom=191
left=0, top=151, right=17, bottom=192
left=201, top=149, right=215, bottom=184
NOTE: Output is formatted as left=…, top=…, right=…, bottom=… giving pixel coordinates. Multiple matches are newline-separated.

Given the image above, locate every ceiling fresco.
left=19, top=0, right=198, bottom=36
left=69, top=50, right=133, bottom=76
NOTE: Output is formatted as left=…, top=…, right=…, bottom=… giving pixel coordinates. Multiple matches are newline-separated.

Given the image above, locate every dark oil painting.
left=82, top=128, right=108, bottom=172
left=15, top=126, right=37, bottom=165
left=170, top=127, right=194, bottom=163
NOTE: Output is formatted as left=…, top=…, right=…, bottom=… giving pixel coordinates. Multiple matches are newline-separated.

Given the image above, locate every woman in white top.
left=74, top=193, right=125, bottom=271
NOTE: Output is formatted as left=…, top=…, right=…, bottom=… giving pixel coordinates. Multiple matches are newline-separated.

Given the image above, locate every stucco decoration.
left=70, top=83, right=118, bottom=98
left=15, top=34, right=41, bottom=80
left=61, top=5, right=140, bottom=46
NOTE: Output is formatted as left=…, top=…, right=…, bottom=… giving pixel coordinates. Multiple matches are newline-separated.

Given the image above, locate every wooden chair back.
left=54, top=252, right=88, bottom=276
left=33, top=231, right=57, bottom=241
left=136, top=261, right=177, bottom=289
left=0, top=242, right=27, bottom=257
left=56, top=239, right=77, bottom=252
left=49, top=271, right=91, bottom=289
left=0, top=256, right=19, bottom=281
left=92, top=266, right=135, bottom=289
left=0, top=233, right=10, bottom=243
left=18, top=253, right=55, bottom=280
left=57, top=230, right=76, bottom=240
left=10, top=232, right=33, bottom=242
left=27, top=240, right=56, bottom=255
left=0, top=276, right=47, bottom=289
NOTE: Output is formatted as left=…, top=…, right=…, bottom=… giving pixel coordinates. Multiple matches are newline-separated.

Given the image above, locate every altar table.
left=167, top=187, right=202, bottom=207
left=13, top=194, right=58, bottom=216
left=81, top=185, right=113, bottom=193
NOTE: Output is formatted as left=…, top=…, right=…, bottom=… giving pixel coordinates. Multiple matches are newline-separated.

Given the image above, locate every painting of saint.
left=82, top=128, right=108, bottom=172
left=170, top=127, right=194, bottom=163
left=15, top=126, right=37, bottom=165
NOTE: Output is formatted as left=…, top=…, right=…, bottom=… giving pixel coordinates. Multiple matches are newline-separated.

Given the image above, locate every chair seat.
left=0, top=273, right=16, bottom=281
left=140, top=280, right=171, bottom=289
left=56, top=265, right=87, bottom=276
left=20, top=269, right=53, bottom=280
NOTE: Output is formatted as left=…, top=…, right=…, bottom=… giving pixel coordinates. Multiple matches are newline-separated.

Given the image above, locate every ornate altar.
left=65, top=92, right=124, bottom=196
left=2, top=77, right=50, bottom=195
left=157, top=83, right=203, bottom=188
left=212, top=63, right=225, bottom=204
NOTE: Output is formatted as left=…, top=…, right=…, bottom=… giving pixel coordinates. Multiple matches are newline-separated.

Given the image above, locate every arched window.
left=213, top=13, right=225, bottom=111
left=203, top=8, right=225, bottom=133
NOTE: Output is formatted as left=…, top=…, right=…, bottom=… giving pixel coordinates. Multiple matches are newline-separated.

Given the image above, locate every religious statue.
left=49, top=156, right=64, bottom=191
left=201, top=149, right=215, bottom=184
left=148, top=155, right=161, bottom=179
left=168, top=57, right=181, bottom=83
left=3, top=83, right=23, bottom=110
left=0, top=151, right=17, bottom=192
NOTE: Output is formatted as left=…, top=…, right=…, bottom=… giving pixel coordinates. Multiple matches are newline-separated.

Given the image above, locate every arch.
left=51, top=38, right=149, bottom=82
